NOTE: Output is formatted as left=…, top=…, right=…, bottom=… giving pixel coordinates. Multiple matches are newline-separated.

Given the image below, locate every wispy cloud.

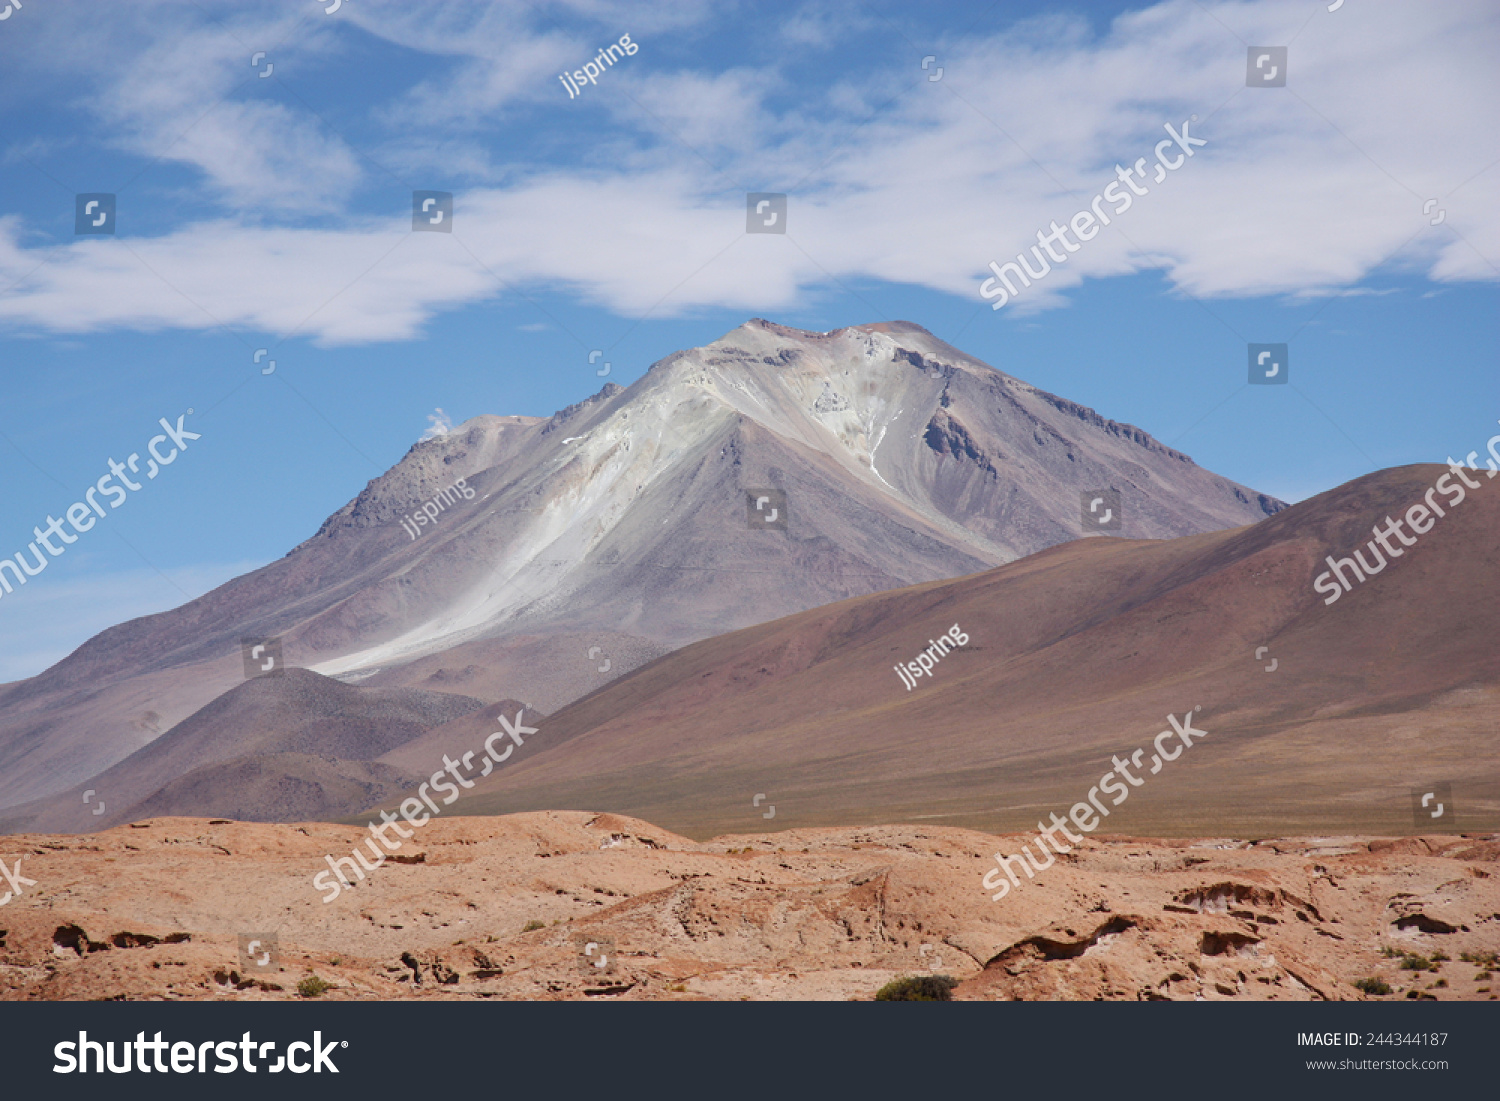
left=420, top=407, right=452, bottom=440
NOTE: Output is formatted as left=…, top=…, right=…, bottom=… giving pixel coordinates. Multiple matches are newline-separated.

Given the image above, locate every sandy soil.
left=1, top=812, right=1495, bottom=1001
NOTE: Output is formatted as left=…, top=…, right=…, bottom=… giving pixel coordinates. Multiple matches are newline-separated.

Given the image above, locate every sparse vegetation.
left=1353, top=977, right=1392, bottom=996
left=521, top=920, right=546, bottom=932
left=874, top=975, right=959, bottom=1001
left=1398, top=953, right=1435, bottom=972
left=297, top=975, right=333, bottom=998
left=1461, top=950, right=1498, bottom=967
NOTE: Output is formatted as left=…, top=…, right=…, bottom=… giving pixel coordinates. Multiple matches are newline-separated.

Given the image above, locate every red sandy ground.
left=1, top=813, right=1495, bottom=1001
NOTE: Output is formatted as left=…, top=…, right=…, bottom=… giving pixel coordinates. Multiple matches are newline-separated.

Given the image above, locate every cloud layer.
left=0, top=0, right=1494, bottom=344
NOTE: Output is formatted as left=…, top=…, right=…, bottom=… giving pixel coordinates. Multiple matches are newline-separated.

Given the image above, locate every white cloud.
left=775, top=2, right=875, bottom=48
left=18, top=3, right=361, bottom=214
left=0, top=0, right=1493, bottom=344
left=613, top=69, right=782, bottom=158
left=357, top=0, right=716, bottom=132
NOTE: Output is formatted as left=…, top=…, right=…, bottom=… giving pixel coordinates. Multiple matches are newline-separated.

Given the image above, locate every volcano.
left=0, top=319, right=1281, bottom=826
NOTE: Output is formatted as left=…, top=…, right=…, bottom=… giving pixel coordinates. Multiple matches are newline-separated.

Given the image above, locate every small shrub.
left=1430, top=951, right=1449, bottom=962
left=874, top=975, right=959, bottom=1002
left=1353, top=977, right=1392, bottom=996
left=1461, top=950, right=1498, bottom=967
left=297, top=975, right=332, bottom=998
left=1431, top=978, right=1448, bottom=988
left=521, top=920, right=546, bottom=933
left=1380, top=946, right=1402, bottom=958
left=1399, top=954, right=1434, bottom=972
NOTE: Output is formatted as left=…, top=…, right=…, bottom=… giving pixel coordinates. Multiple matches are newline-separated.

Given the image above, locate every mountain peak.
left=848, top=320, right=935, bottom=338
left=737, top=317, right=936, bottom=342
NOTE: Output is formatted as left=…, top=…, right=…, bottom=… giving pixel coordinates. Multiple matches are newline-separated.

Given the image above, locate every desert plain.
left=1, top=812, right=1494, bottom=1002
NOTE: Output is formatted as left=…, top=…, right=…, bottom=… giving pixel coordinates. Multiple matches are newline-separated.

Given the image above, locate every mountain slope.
left=439, top=464, right=1499, bottom=839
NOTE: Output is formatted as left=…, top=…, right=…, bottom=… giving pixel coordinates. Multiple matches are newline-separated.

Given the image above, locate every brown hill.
left=375, top=698, right=543, bottom=777
left=1, top=669, right=482, bottom=833
left=116, top=753, right=418, bottom=825
left=440, top=464, right=1499, bottom=839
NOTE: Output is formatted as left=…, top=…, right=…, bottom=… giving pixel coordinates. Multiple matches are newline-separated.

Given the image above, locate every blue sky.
left=0, top=0, right=1495, bottom=680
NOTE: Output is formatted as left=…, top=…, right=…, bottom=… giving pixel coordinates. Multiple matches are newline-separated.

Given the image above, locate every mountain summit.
left=301, top=319, right=1280, bottom=672
left=0, top=319, right=1281, bottom=818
